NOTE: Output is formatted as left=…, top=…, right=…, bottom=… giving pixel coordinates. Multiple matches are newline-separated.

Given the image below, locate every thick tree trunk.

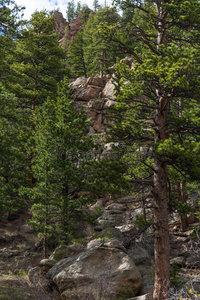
left=152, top=3, right=170, bottom=299
left=153, top=94, right=170, bottom=300
left=153, top=158, right=170, bottom=300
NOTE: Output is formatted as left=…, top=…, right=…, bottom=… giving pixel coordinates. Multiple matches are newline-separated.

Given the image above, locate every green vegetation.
left=1, top=0, right=200, bottom=299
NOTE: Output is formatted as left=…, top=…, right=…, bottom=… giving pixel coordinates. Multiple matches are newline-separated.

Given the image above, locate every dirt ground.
left=0, top=213, right=45, bottom=300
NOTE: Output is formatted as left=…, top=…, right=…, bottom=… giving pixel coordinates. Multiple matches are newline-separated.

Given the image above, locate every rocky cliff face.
left=71, top=76, right=116, bottom=135
left=53, top=11, right=68, bottom=42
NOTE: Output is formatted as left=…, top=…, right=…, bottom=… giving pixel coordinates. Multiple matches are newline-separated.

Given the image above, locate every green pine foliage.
left=83, top=7, right=121, bottom=77
left=11, top=11, right=67, bottom=111
left=67, top=30, right=87, bottom=78
left=28, top=79, right=96, bottom=246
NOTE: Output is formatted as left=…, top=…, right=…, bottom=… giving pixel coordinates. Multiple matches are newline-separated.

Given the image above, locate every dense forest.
left=1, top=0, right=200, bottom=299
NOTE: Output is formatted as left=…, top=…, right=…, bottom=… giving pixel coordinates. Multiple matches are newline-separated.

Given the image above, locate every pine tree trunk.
left=153, top=94, right=170, bottom=300
left=43, top=211, right=48, bottom=259
left=153, top=3, right=170, bottom=299
left=153, top=158, right=170, bottom=300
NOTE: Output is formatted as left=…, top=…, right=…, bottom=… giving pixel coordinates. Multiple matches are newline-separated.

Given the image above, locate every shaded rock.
left=0, top=235, right=11, bottom=244
left=93, top=122, right=105, bottom=132
left=19, top=224, right=34, bottom=233
left=104, top=227, right=124, bottom=241
left=138, top=285, right=154, bottom=296
left=131, top=208, right=152, bottom=222
left=47, top=239, right=142, bottom=299
left=39, top=259, right=56, bottom=275
left=86, top=77, right=106, bottom=87
left=72, top=85, right=102, bottom=101
left=1, top=251, right=15, bottom=258
left=72, top=220, right=94, bottom=238
left=137, top=267, right=154, bottom=296
left=127, top=244, right=153, bottom=266
left=28, top=266, right=40, bottom=285
left=8, top=212, right=20, bottom=221
left=50, top=243, right=85, bottom=261
left=53, top=11, right=68, bottom=40
left=88, top=99, right=104, bottom=110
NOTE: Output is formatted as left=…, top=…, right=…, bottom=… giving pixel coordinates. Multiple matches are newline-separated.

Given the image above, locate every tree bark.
left=153, top=93, right=170, bottom=300
left=152, top=3, right=170, bottom=299
left=153, top=157, right=170, bottom=300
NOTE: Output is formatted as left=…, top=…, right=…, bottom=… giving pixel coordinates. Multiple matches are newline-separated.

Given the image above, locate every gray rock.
left=39, top=259, right=56, bottom=268
left=127, top=245, right=153, bottom=266
left=71, top=77, right=87, bottom=91
left=102, top=79, right=116, bottom=99
left=28, top=266, right=40, bottom=285
left=72, top=85, right=102, bottom=102
left=88, top=99, right=104, bottom=110
left=47, top=239, right=142, bottom=299
left=103, top=99, right=117, bottom=108
left=127, top=294, right=153, bottom=300
left=39, top=259, right=56, bottom=275
left=19, top=224, right=34, bottom=233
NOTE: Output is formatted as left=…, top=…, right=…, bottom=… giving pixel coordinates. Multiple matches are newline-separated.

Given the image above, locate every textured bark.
left=153, top=157, right=170, bottom=300
left=153, top=91, right=170, bottom=300
left=152, top=2, right=170, bottom=299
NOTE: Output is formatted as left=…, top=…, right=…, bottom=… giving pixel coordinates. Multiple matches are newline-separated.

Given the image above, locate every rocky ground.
left=0, top=203, right=200, bottom=300
left=0, top=212, right=55, bottom=300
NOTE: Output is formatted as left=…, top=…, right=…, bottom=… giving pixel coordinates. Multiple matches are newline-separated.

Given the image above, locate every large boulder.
left=47, top=239, right=142, bottom=299
left=86, top=77, right=106, bottom=88
left=72, top=85, right=103, bottom=101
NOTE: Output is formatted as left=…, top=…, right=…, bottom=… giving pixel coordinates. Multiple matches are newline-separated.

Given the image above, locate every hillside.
left=1, top=0, right=200, bottom=299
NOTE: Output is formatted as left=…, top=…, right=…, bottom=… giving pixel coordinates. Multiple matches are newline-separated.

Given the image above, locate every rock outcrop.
left=46, top=238, right=142, bottom=299
left=71, top=76, right=116, bottom=134
left=53, top=11, right=68, bottom=41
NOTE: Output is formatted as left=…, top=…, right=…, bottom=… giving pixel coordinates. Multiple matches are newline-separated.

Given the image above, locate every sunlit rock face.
left=46, top=238, right=142, bottom=300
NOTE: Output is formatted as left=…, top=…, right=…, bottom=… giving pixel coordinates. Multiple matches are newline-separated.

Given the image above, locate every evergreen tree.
left=105, top=0, right=200, bottom=298
left=93, top=0, right=101, bottom=12
left=75, top=1, right=82, bottom=16
left=0, top=0, right=26, bottom=218
left=83, top=7, right=121, bottom=77
left=29, top=79, right=95, bottom=254
left=66, top=0, right=75, bottom=22
left=67, top=30, right=87, bottom=78
left=9, top=11, right=67, bottom=186
left=28, top=79, right=129, bottom=255
left=12, top=11, right=66, bottom=112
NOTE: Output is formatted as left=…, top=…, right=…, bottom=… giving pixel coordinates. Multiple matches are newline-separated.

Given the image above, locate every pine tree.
left=105, top=0, right=200, bottom=298
left=66, top=0, right=76, bottom=22
left=11, top=11, right=67, bottom=112
left=93, top=0, right=101, bottom=12
left=29, top=79, right=95, bottom=254
left=83, top=7, right=121, bottom=77
left=29, top=79, right=129, bottom=255
left=67, top=30, right=87, bottom=78
left=0, top=0, right=27, bottom=218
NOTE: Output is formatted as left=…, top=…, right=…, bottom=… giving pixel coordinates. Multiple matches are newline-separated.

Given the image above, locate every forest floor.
left=0, top=212, right=45, bottom=300
left=0, top=211, right=200, bottom=300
